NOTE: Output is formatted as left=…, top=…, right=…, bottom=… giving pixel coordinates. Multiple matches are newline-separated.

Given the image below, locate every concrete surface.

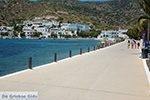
left=0, top=40, right=150, bottom=100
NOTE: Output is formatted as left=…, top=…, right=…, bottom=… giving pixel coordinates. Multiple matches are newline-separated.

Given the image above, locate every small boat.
left=76, top=44, right=81, bottom=46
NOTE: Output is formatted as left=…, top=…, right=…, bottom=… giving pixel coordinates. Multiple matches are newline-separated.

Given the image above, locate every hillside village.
left=0, top=16, right=128, bottom=41
left=0, top=0, right=143, bottom=30
left=0, top=0, right=143, bottom=40
left=0, top=17, right=90, bottom=39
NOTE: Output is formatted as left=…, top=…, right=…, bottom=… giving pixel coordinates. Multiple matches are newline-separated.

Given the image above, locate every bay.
left=0, top=39, right=99, bottom=77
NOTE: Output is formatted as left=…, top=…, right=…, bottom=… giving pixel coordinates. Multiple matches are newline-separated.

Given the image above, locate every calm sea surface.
left=0, top=39, right=99, bottom=77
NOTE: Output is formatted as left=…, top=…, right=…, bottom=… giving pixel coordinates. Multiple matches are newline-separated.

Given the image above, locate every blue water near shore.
left=0, top=39, right=99, bottom=77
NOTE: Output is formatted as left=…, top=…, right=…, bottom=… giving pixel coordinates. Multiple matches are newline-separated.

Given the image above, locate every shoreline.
left=0, top=37, right=99, bottom=40
left=0, top=41, right=122, bottom=79
left=0, top=50, right=95, bottom=79
left=0, top=39, right=101, bottom=78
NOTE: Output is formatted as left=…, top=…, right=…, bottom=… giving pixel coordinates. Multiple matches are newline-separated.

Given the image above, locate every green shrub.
left=1, top=32, right=9, bottom=36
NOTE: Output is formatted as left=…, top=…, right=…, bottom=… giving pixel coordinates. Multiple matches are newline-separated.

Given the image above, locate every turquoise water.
left=0, top=39, right=99, bottom=77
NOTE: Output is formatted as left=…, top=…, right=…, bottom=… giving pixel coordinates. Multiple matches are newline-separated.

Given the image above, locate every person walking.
left=128, top=40, right=130, bottom=48
left=99, top=41, right=101, bottom=47
left=134, top=40, right=136, bottom=49
left=131, top=39, right=134, bottom=49
left=137, top=41, right=140, bottom=49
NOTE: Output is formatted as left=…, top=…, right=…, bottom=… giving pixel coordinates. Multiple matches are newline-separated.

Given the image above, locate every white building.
left=97, top=29, right=129, bottom=40
left=0, top=26, right=14, bottom=38
left=24, top=31, right=34, bottom=39
left=118, top=28, right=129, bottom=38
left=78, top=24, right=90, bottom=31
left=50, top=28, right=73, bottom=36
left=21, top=18, right=90, bottom=38
left=34, top=27, right=50, bottom=38
left=23, top=26, right=32, bottom=31
left=65, top=24, right=78, bottom=30
left=0, top=26, right=14, bottom=31
left=7, top=26, right=14, bottom=31
left=22, top=26, right=34, bottom=38
left=50, top=28, right=63, bottom=34
left=41, top=32, right=51, bottom=38
left=61, top=23, right=69, bottom=30
left=43, top=21, right=59, bottom=28
left=23, top=21, right=33, bottom=26
left=65, top=31, right=72, bottom=35
left=32, top=22, right=43, bottom=27
left=35, top=27, right=48, bottom=32
left=51, top=21, right=59, bottom=27
left=97, top=31, right=118, bottom=41
left=61, top=23, right=90, bottom=31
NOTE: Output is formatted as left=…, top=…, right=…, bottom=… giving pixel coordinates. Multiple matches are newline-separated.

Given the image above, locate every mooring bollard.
left=88, top=47, right=90, bottom=52
left=54, top=53, right=57, bottom=62
left=29, top=57, right=32, bottom=69
left=80, top=48, right=82, bottom=55
left=69, top=50, right=72, bottom=57
left=94, top=46, right=95, bottom=51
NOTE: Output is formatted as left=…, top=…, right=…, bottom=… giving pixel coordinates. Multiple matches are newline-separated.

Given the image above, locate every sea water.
left=0, top=39, right=99, bottom=77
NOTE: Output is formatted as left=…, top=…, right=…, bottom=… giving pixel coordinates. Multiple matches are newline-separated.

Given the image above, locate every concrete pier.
left=0, top=41, right=149, bottom=100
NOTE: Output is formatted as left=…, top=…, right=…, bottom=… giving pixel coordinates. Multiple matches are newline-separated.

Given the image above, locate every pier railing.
left=28, top=41, right=119, bottom=69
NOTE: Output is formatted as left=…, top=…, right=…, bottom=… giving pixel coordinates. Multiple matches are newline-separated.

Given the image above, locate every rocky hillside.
left=0, top=0, right=143, bottom=30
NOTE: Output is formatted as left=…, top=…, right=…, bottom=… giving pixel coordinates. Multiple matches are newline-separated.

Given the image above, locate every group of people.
left=128, top=39, right=140, bottom=49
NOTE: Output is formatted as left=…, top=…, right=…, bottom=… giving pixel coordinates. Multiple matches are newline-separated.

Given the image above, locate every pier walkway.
left=0, top=40, right=150, bottom=100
